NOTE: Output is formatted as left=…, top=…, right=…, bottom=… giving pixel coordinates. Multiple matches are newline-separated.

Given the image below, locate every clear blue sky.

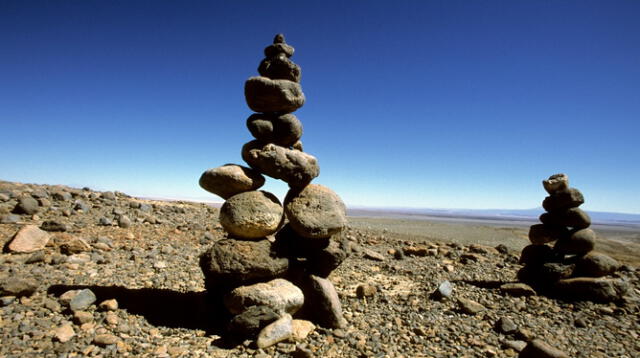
left=1, top=1, right=639, bottom=213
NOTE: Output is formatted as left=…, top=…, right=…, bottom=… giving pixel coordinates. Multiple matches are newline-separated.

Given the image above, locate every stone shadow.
left=455, top=279, right=509, bottom=289
left=47, top=284, right=229, bottom=335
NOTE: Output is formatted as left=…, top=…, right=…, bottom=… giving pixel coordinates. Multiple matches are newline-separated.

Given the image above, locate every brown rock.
left=542, top=174, right=569, bottom=195
left=219, top=190, right=284, bottom=239
left=574, top=252, right=620, bottom=277
left=540, top=208, right=591, bottom=229
left=528, top=224, right=567, bottom=245
left=554, top=277, right=629, bottom=302
left=542, top=188, right=584, bottom=212
left=246, top=113, right=303, bottom=147
left=199, top=164, right=265, bottom=200
left=244, top=76, right=305, bottom=113
left=284, top=184, right=346, bottom=239
left=519, top=339, right=569, bottom=358
left=242, top=141, right=319, bottom=188
left=6, top=225, right=50, bottom=253
left=554, top=228, right=596, bottom=256
left=60, top=237, right=92, bottom=255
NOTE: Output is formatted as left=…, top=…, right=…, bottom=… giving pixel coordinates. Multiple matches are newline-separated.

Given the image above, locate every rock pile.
left=518, top=174, right=628, bottom=302
left=198, top=34, right=348, bottom=346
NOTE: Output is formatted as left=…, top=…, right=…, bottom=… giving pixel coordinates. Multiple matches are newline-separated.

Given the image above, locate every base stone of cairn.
left=517, top=174, right=628, bottom=302
left=198, top=34, right=349, bottom=346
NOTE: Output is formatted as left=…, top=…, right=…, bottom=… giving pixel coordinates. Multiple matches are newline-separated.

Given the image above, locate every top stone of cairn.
left=542, top=173, right=569, bottom=195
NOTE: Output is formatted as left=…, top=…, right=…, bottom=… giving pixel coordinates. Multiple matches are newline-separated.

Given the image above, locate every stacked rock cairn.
left=198, top=34, right=349, bottom=347
left=518, top=174, right=628, bottom=302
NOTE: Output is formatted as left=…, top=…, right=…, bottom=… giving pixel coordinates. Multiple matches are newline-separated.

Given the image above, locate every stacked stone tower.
left=517, top=174, right=628, bottom=302
left=198, top=34, right=348, bottom=345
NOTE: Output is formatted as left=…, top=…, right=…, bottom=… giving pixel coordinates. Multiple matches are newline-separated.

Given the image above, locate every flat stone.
left=542, top=174, right=569, bottom=195
left=519, top=339, right=569, bottom=358
left=199, top=164, right=265, bottom=200
left=219, top=190, right=283, bottom=239
left=199, top=239, right=289, bottom=291
left=93, top=334, right=119, bottom=347
left=69, top=289, right=96, bottom=311
left=284, top=184, right=346, bottom=240
left=554, top=277, right=629, bottom=302
left=0, top=277, right=38, bottom=297
left=574, top=252, right=620, bottom=277
left=554, top=228, right=596, bottom=256
left=500, top=283, right=536, bottom=297
left=256, top=313, right=293, bottom=349
left=528, top=224, right=567, bottom=244
left=244, top=76, right=305, bottom=113
left=542, top=188, right=584, bottom=212
left=224, top=278, right=304, bottom=315
left=363, top=248, right=385, bottom=261
left=457, top=297, right=485, bottom=314
left=227, top=305, right=280, bottom=338
left=6, top=225, right=50, bottom=253
left=242, top=141, right=319, bottom=188
left=0, top=214, right=20, bottom=224
left=246, top=113, right=303, bottom=147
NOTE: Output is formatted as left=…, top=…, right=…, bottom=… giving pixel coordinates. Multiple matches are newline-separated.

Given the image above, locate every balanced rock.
left=285, top=184, right=347, bottom=239
left=574, top=252, right=620, bottom=277
left=244, top=76, right=305, bottom=113
left=542, top=174, right=569, bottom=194
left=242, top=140, right=319, bottom=187
left=224, top=278, right=304, bottom=315
left=199, top=164, right=265, bottom=200
left=540, top=208, right=591, bottom=229
left=554, top=277, right=629, bottom=302
left=542, top=188, right=584, bottom=212
left=199, top=239, right=289, bottom=291
left=259, top=55, right=301, bottom=82
left=246, top=113, right=303, bottom=147
left=264, top=34, right=294, bottom=58
left=219, top=191, right=283, bottom=239
left=528, top=224, right=567, bottom=244
left=554, top=228, right=596, bottom=255
left=6, top=225, right=50, bottom=253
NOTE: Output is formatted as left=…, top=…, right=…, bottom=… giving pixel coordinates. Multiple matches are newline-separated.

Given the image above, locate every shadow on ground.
left=47, top=284, right=229, bottom=335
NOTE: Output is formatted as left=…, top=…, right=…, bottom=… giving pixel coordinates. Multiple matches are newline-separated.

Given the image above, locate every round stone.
left=246, top=113, right=303, bottom=147
left=224, top=278, right=304, bottom=315
left=199, top=164, right=265, bottom=200
left=219, top=191, right=284, bottom=239
left=528, top=224, right=567, bottom=244
left=542, top=174, right=569, bottom=195
left=540, top=208, right=591, bottom=229
left=244, top=77, right=305, bottom=113
left=284, top=184, right=347, bottom=239
left=554, top=228, right=596, bottom=256
left=519, top=244, right=555, bottom=265
left=242, top=141, right=319, bottom=188
left=574, top=252, right=620, bottom=277
left=258, top=55, right=301, bottom=82
left=199, top=239, right=289, bottom=291
left=542, top=188, right=584, bottom=212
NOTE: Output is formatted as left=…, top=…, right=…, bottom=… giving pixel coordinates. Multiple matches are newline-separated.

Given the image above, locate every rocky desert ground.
left=1, top=180, right=639, bottom=357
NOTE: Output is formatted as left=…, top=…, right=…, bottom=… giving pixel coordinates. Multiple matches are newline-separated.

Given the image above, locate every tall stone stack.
left=517, top=174, right=628, bottom=302
left=198, top=34, right=348, bottom=345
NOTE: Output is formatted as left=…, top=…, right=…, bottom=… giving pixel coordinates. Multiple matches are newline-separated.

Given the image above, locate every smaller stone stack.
left=517, top=174, right=628, bottom=302
left=197, top=34, right=348, bottom=346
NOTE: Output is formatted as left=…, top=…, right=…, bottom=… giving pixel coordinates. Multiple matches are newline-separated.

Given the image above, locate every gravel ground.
left=1, top=180, right=639, bottom=357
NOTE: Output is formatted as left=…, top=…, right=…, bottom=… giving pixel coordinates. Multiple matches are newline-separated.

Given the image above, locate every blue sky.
left=1, top=1, right=639, bottom=213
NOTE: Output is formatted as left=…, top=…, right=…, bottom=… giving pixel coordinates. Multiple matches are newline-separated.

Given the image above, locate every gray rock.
left=31, top=189, right=49, bottom=198
left=0, top=277, right=38, bottom=297
left=554, top=228, right=596, bottom=255
left=505, top=340, right=527, bottom=352
left=139, top=203, right=152, bottom=212
left=244, top=76, right=305, bottom=113
left=285, top=184, right=346, bottom=239
left=40, top=220, right=68, bottom=232
left=256, top=313, right=293, bottom=349
left=574, top=252, right=620, bottom=277
left=51, top=191, right=72, bottom=201
left=0, top=214, right=20, bottom=224
left=199, top=164, right=265, bottom=200
left=101, top=191, right=116, bottom=200
left=227, top=305, right=280, bottom=338
left=118, top=215, right=132, bottom=228
left=306, top=239, right=348, bottom=278
left=199, top=239, right=289, bottom=291
left=0, top=193, right=9, bottom=201
left=12, top=196, right=39, bottom=215
left=302, top=275, right=346, bottom=328
left=519, top=339, right=570, bottom=358
left=363, top=249, right=386, bottom=261
left=542, top=174, right=569, bottom=195
left=542, top=188, right=584, bottom=212
left=246, top=113, right=303, bottom=147
left=431, top=280, right=454, bottom=300
left=69, top=289, right=96, bottom=311
left=554, top=277, right=629, bottom=302
left=242, top=141, right=319, bottom=188
left=539, top=262, right=575, bottom=282
left=494, top=317, right=517, bottom=334
left=528, top=224, right=567, bottom=244
left=73, top=200, right=90, bottom=212
left=0, top=296, right=16, bottom=306
left=258, top=55, right=301, bottom=82
left=98, top=216, right=112, bottom=226
left=6, top=225, right=50, bottom=253
left=219, top=190, right=284, bottom=239
left=25, top=251, right=45, bottom=264
left=540, top=208, right=591, bottom=229
left=224, top=278, right=304, bottom=315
